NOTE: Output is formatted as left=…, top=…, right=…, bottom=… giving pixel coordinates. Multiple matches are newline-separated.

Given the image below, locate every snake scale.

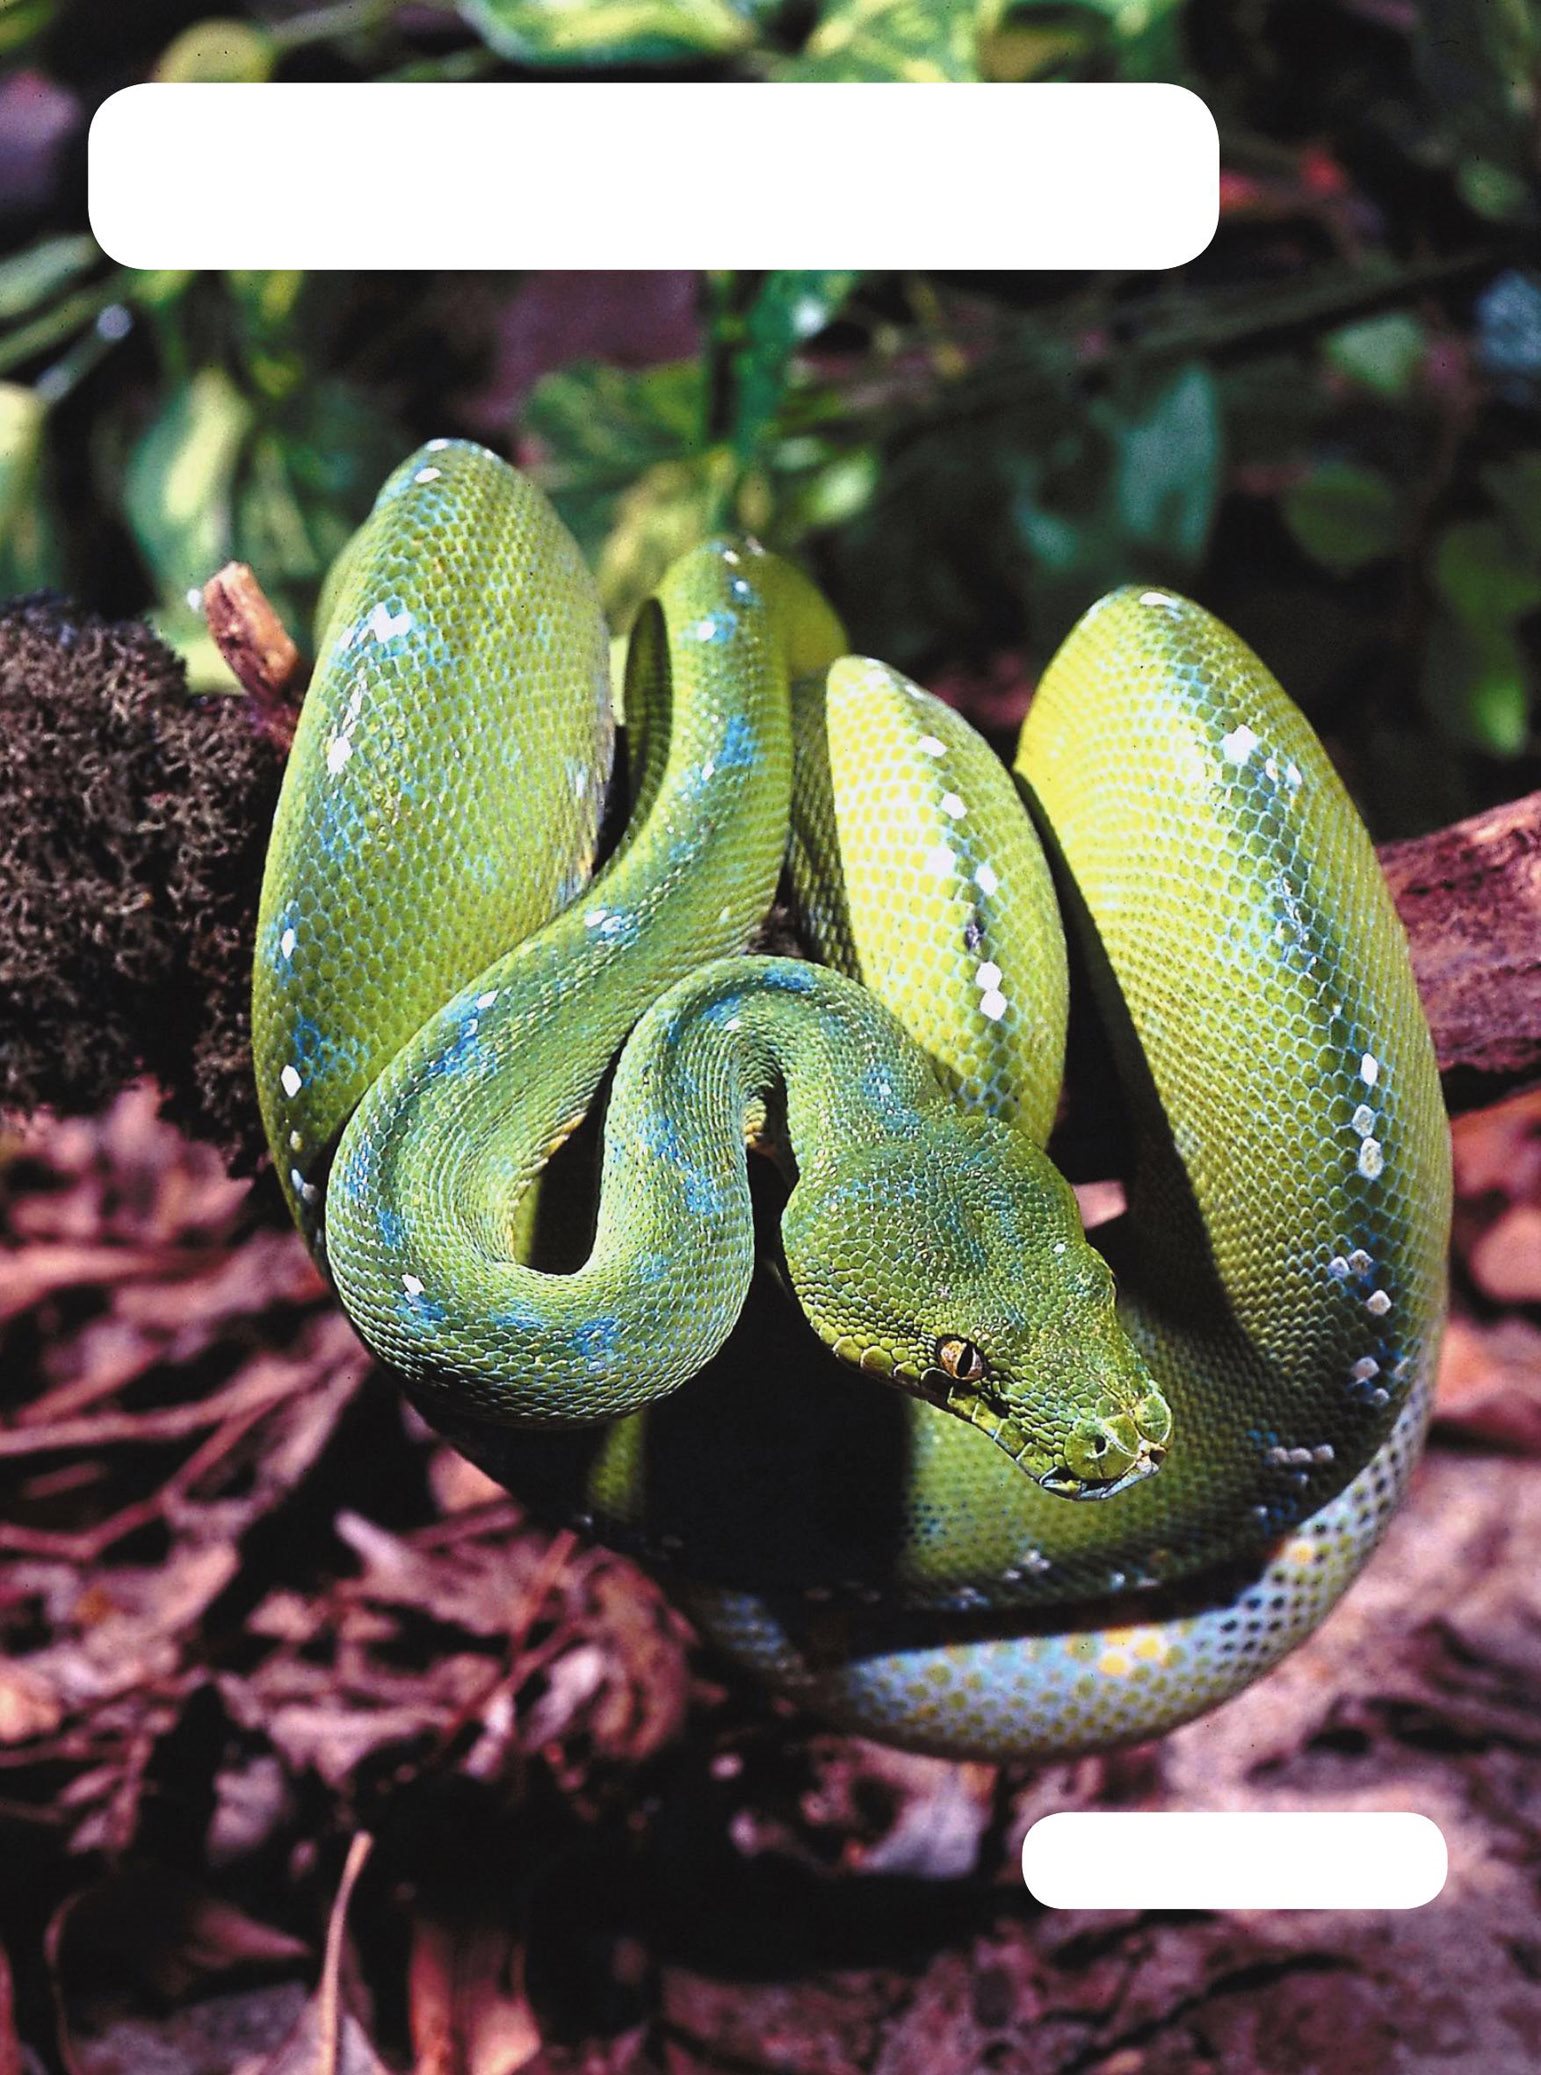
left=254, top=439, right=1451, bottom=1760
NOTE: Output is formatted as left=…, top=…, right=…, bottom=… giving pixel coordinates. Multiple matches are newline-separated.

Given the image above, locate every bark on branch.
left=1380, top=791, right=1541, bottom=1113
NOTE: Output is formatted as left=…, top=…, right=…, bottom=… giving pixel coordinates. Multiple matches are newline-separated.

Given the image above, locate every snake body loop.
left=255, top=441, right=1450, bottom=1760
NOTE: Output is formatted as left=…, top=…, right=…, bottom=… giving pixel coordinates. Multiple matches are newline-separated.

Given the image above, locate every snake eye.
left=936, top=1336, right=987, bottom=1384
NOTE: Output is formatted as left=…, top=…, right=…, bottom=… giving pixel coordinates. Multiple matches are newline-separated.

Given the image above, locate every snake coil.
left=255, top=441, right=1450, bottom=1760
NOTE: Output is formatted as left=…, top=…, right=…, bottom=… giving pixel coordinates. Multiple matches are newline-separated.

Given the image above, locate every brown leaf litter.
left=0, top=1082, right=1537, bottom=2072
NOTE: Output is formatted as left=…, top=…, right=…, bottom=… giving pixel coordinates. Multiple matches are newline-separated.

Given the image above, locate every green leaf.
left=1324, top=313, right=1427, bottom=398
left=595, top=448, right=738, bottom=632
left=785, top=0, right=981, bottom=79
left=0, top=0, right=54, bottom=57
left=461, top=0, right=760, bottom=65
left=980, top=18, right=1095, bottom=81
left=1431, top=517, right=1541, bottom=628
left=154, top=17, right=276, bottom=81
left=732, top=272, right=861, bottom=459
left=525, top=359, right=709, bottom=560
left=1111, top=361, right=1220, bottom=563
left=1012, top=490, right=1083, bottom=574
left=1481, top=452, right=1541, bottom=556
left=775, top=444, right=879, bottom=534
left=236, top=381, right=407, bottom=635
left=123, top=368, right=254, bottom=602
left=224, top=269, right=310, bottom=401
left=1415, top=0, right=1539, bottom=223
left=1281, top=462, right=1402, bottom=576
left=0, top=236, right=101, bottom=327
left=1420, top=517, right=1541, bottom=753
left=983, top=0, right=1185, bottom=78
left=0, top=382, right=60, bottom=594
left=149, top=601, right=241, bottom=694
left=1420, top=610, right=1530, bottom=755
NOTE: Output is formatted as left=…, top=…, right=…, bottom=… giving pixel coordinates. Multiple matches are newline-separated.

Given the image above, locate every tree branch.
left=1380, top=791, right=1541, bottom=1113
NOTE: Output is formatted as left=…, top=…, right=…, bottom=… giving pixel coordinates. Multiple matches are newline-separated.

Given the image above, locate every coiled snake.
left=255, top=440, right=1450, bottom=1759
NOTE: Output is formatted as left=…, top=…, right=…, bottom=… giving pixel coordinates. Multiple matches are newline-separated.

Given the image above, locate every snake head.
left=782, top=1115, right=1173, bottom=1499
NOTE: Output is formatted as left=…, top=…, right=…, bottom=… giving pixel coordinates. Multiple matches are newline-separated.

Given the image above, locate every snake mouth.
left=1039, top=1437, right=1167, bottom=1501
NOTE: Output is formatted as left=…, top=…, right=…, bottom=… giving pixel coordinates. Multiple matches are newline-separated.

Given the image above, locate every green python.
left=254, top=439, right=1451, bottom=1760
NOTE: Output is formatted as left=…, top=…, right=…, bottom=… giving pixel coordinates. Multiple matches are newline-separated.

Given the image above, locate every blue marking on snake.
left=425, top=997, right=489, bottom=1081
left=691, top=609, right=738, bottom=646
left=573, top=1315, right=621, bottom=1370
left=489, top=1293, right=547, bottom=1333
left=397, top=1286, right=448, bottom=1335
left=719, top=713, right=760, bottom=770
left=683, top=1168, right=729, bottom=1218
left=640, top=1114, right=687, bottom=1165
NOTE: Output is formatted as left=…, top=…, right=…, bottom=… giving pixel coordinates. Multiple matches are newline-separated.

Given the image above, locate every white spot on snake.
left=1351, top=1356, right=1380, bottom=1382
left=941, top=792, right=966, bottom=820
left=1052, top=1241, right=1067, bottom=1256
left=979, top=989, right=1008, bottom=1022
left=922, top=843, right=955, bottom=880
left=1264, top=756, right=1279, bottom=782
left=730, top=577, right=756, bottom=603
left=427, top=438, right=450, bottom=450
left=974, top=961, right=1002, bottom=991
left=185, top=586, right=203, bottom=612
left=1366, top=1289, right=1392, bottom=1316
left=1221, top=723, right=1259, bottom=765
left=413, top=466, right=441, bottom=484
left=325, top=736, right=353, bottom=775
left=279, top=927, right=297, bottom=960
left=1360, top=1053, right=1380, bottom=1087
left=368, top=603, right=413, bottom=643
left=918, top=734, right=947, bottom=758
left=475, top=990, right=497, bottom=1009
left=687, top=611, right=737, bottom=645
left=1328, top=1255, right=1350, bottom=1280
left=1358, top=1138, right=1384, bottom=1179
left=402, top=1273, right=424, bottom=1296
left=722, top=548, right=740, bottom=566
left=289, top=1130, right=303, bottom=1151
left=1140, top=590, right=1179, bottom=610
left=1351, top=1104, right=1376, bottom=1137
left=280, top=1064, right=302, bottom=1098
left=974, top=862, right=999, bottom=896
left=1348, top=1248, right=1372, bottom=1274
left=1285, top=761, right=1303, bottom=788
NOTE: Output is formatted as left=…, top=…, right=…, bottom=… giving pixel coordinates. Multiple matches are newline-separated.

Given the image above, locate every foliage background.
left=2, top=0, right=1540, bottom=839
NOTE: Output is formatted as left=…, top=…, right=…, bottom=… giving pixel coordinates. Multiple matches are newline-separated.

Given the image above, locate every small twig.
left=422, top=1527, right=580, bottom=1767
left=315, top=1833, right=373, bottom=2075
left=0, top=1353, right=306, bottom=1459
left=199, top=562, right=305, bottom=750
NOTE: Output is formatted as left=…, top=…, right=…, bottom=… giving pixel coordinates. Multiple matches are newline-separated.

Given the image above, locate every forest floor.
left=1, top=1083, right=1539, bottom=2075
